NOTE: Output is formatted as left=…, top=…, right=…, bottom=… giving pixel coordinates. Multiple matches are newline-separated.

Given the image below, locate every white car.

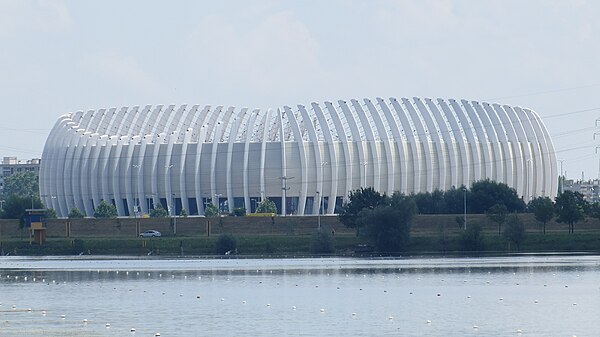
left=140, top=230, right=161, bottom=238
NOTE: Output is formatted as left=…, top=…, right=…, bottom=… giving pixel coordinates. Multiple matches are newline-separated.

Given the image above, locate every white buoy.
left=60, top=314, right=66, bottom=319
left=534, top=300, right=538, bottom=303
left=473, top=325, right=479, bottom=329
left=242, top=300, right=246, bottom=304
left=106, top=323, right=111, bottom=328
left=292, top=306, right=296, bottom=310
left=426, top=320, right=432, bottom=324
left=42, top=311, right=46, bottom=315
left=499, top=298, right=504, bottom=301
left=155, top=333, right=161, bottom=336
left=266, top=304, right=271, bottom=307
left=130, top=327, right=136, bottom=333
left=388, top=316, right=393, bottom=320
left=83, top=319, right=88, bottom=323
left=517, top=329, right=523, bottom=334
left=320, top=308, right=325, bottom=313
left=352, top=313, right=357, bottom=317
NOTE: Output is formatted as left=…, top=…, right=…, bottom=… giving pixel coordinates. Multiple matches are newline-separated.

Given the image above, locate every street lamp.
left=145, top=194, right=155, bottom=214
left=316, top=191, right=322, bottom=230
left=132, top=164, right=141, bottom=218
left=172, top=193, right=177, bottom=236
left=214, top=193, right=222, bottom=215
left=463, top=186, right=467, bottom=230
left=279, top=176, right=294, bottom=216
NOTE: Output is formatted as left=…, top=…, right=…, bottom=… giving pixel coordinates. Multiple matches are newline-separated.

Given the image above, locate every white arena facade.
left=40, top=97, right=558, bottom=218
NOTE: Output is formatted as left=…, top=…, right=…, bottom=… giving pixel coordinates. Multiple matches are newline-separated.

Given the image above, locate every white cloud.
left=186, top=11, right=322, bottom=102
left=0, top=0, right=71, bottom=38
left=81, top=50, right=163, bottom=97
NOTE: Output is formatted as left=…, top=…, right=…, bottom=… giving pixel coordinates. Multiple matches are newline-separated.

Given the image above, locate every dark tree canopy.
left=469, top=179, right=525, bottom=213
left=527, top=196, right=554, bottom=234
left=1, top=171, right=39, bottom=198
left=356, top=193, right=417, bottom=253
left=1, top=194, right=44, bottom=226
left=554, top=191, right=587, bottom=234
left=338, top=187, right=388, bottom=235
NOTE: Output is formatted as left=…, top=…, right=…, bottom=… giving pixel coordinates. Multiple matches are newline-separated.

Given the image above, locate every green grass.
left=1, top=231, right=599, bottom=257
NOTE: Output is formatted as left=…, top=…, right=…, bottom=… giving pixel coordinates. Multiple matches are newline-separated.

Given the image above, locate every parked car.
left=140, top=230, right=161, bottom=238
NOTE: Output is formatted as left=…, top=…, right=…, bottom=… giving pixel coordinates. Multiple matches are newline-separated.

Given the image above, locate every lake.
left=1, top=255, right=599, bottom=336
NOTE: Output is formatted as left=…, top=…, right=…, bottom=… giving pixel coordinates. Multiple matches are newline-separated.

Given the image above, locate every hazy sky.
left=1, top=0, right=599, bottom=179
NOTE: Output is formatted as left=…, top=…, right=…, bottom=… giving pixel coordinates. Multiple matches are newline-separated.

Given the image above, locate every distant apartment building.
left=0, top=157, right=41, bottom=194
left=563, top=179, right=600, bottom=203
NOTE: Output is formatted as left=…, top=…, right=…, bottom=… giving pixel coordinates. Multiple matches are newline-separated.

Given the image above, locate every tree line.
left=338, top=180, right=596, bottom=254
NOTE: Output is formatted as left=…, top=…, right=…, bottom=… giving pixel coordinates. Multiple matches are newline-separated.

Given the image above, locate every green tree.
left=179, top=208, right=188, bottom=217
left=356, top=194, right=417, bottom=253
left=1, top=171, right=39, bottom=198
left=444, top=185, right=468, bottom=214
left=555, top=191, right=587, bottom=234
left=93, top=200, right=118, bottom=218
left=256, top=198, right=276, bottom=214
left=1, top=194, right=44, bottom=227
left=68, top=207, right=85, bottom=218
left=204, top=203, right=219, bottom=217
left=504, top=214, right=526, bottom=251
left=150, top=205, right=168, bottom=218
left=310, top=227, right=336, bottom=254
left=470, top=179, right=525, bottom=213
left=528, top=196, right=554, bottom=234
left=45, top=208, right=57, bottom=219
left=486, top=203, right=509, bottom=235
left=338, top=187, right=388, bottom=236
left=460, top=224, right=485, bottom=251
left=215, top=234, right=237, bottom=255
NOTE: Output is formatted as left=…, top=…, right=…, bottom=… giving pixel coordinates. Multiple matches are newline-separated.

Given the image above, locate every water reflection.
left=1, top=255, right=599, bottom=336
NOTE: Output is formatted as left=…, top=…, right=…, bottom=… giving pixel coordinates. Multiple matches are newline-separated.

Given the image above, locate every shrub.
left=68, top=207, right=85, bottom=218
left=504, top=214, right=526, bottom=250
left=215, top=234, right=237, bottom=255
left=204, top=204, right=219, bottom=218
left=150, top=205, right=168, bottom=218
left=310, top=227, right=336, bottom=254
left=94, top=200, right=117, bottom=218
left=232, top=207, right=246, bottom=216
left=460, top=224, right=485, bottom=252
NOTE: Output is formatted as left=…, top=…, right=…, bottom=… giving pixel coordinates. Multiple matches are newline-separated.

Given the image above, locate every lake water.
left=1, top=255, right=599, bottom=336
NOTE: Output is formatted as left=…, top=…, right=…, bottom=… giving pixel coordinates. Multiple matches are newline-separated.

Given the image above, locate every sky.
left=0, top=0, right=599, bottom=180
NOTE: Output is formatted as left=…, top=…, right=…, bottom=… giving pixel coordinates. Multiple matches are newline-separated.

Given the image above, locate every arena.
left=40, top=97, right=558, bottom=217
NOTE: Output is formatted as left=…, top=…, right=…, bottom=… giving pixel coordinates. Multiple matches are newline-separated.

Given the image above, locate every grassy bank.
left=1, top=232, right=599, bottom=256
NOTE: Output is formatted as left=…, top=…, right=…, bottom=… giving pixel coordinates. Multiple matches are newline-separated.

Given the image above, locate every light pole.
left=316, top=191, right=322, bottom=230
left=526, top=159, right=531, bottom=202
left=172, top=193, right=177, bottom=236
left=132, top=164, right=141, bottom=218
left=251, top=199, right=257, bottom=213
left=145, top=194, right=155, bottom=215
left=319, top=162, right=328, bottom=215
left=279, top=176, right=294, bottom=216
left=558, top=159, right=565, bottom=194
left=214, top=193, right=222, bottom=215
left=463, top=186, right=467, bottom=230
